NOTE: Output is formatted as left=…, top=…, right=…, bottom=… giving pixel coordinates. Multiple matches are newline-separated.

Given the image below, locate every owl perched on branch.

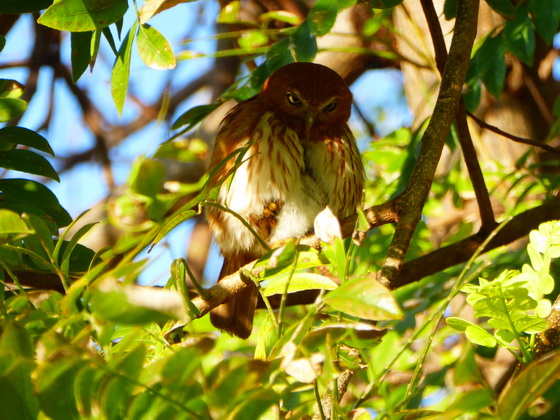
left=206, top=62, right=365, bottom=338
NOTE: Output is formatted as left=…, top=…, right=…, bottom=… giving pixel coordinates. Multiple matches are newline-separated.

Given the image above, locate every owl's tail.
left=210, top=253, right=258, bottom=339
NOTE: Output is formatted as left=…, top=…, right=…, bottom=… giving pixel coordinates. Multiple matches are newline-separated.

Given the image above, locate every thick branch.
left=392, top=197, right=560, bottom=288
left=421, top=0, right=496, bottom=230
left=379, top=0, right=480, bottom=286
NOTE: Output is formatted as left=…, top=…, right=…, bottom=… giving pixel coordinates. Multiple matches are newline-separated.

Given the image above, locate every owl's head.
left=260, top=62, right=353, bottom=139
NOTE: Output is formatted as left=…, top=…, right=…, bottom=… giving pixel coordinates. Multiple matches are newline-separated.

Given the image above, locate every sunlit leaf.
left=217, top=0, right=240, bottom=24
left=323, top=277, right=403, bottom=320
left=262, top=273, right=338, bottom=297
left=0, top=209, right=34, bottom=243
left=137, top=24, right=176, bottom=70
left=0, top=79, right=24, bottom=98
left=0, top=98, right=27, bottom=122
left=465, top=325, right=497, bottom=347
left=111, top=22, right=137, bottom=114
left=260, top=10, right=301, bottom=25
left=38, top=0, right=128, bottom=31
left=140, top=0, right=196, bottom=23
left=238, top=30, right=269, bottom=49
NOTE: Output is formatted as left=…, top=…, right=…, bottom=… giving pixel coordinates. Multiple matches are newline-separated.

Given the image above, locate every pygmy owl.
left=206, top=62, right=365, bottom=338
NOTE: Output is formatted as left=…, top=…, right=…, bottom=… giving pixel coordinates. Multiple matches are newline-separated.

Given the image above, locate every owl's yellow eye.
left=287, top=92, right=301, bottom=106
left=323, top=99, right=338, bottom=112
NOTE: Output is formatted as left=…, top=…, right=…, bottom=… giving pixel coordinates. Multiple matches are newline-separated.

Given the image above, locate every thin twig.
left=467, top=111, right=560, bottom=155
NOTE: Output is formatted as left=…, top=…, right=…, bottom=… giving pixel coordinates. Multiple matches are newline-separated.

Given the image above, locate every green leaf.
left=262, top=273, right=338, bottom=297
left=139, top=0, right=196, bottom=24
left=465, top=325, right=498, bottom=347
left=238, top=30, right=269, bottom=49
left=55, top=220, right=97, bottom=276
left=0, top=320, right=34, bottom=359
left=0, top=98, right=27, bottom=122
left=0, top=179, right=72, bottom=227
left=0, top=209, right=34, bottom=242
left=23, top=213, right=55, bottom=255
left=0, top=359, right=39, bottom=420
left=498, top=351, right=560, bottom=420
left=35, top=357, right=82, bottom=420
left=89, top=281, right=186, bottom=324
left=102, top=26, right=118, bottom=55
left=449, top=388, right=494, bottom=413
left=307, top=0, right=339, bottom=36
left=446, top=316, right=472, bottom=332
left=37, top=0, right=128, bottom=32
left=463, top=79, right=481, bottom=112
left=137, top=24, right=176, bottom=70
left=323, top=277, right=403, bottom=320
left=0, top=126, right=54, bottom=155
left=494, top=329, right=516, bottom=345
left=74, top=367, right=101, bottom=417
left=111, top=344, right=145, bottom=379
left=528, top=0, right=560, bottom=44
left=503, top=10, right=535, bottom=66
left=217, top=0, right=240, bottom=23
left=0, top=0, right=52, bottom=13
left=260, top=10, right=301, bottom=26
left=111, top=22, right=137, bottom=114
left=485, top=0, right=515, bottom=18
left=171, top=103, right=220, bottom=131
left=443, top=0, right=458, bottom=19
left=0, top=79, right=24, bottom=98
left=150, top=209, right=198, bottom=251
left=71, top=31, right=93, bottom=82
left=471, top=34, right=506, bottom=98
left=290, top=21, right=317, bottom=62
left=128, top=157, right=165, bottom=197
left=0, top=149, right=60, bottom=182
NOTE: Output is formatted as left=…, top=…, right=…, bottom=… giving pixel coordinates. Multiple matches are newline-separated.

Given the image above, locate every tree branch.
left=420, top=0, right=496, bottom=230
left=392, top=197, right=560, bottom=288
left=379, top=0, right=480, bottom=286
left=467, top=111, right=560, bottom=155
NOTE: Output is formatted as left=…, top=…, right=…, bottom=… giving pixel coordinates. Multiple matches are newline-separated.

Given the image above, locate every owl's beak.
left=304, top=112, right=317, bottom=141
